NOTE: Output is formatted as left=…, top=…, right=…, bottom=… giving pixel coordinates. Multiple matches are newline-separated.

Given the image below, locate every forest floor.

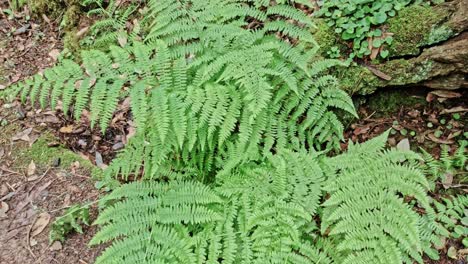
left=0, top=2, right=466, bottom=264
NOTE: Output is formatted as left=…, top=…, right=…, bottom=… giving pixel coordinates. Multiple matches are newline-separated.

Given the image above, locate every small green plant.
left=421, top=140, right=467, bottom=184
left=49, top=204, right=90, bottom=243
left=317, top=0, right=411, bottom=59
left=327, top=46, right=341, bottom=58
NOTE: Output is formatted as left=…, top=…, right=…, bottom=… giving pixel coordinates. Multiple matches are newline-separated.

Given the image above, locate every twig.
left=26, top=215, right=37, bottom=258
left=29, top=167, right=51, bottom=190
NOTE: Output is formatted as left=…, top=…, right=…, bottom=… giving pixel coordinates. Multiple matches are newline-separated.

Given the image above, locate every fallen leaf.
left=0, top=84, right=6, bottom=90
left=353, top=126, right=370, bottom=136
left=50, top=241, right=62, bottom=251
left=117, top=32, right=127, bottom=47
left=447, top=130, right=462, bottom=140
left=36, top=115, right=61, bottom=124
left=427, top=134, right=454, bottom=145
left=95, top=152, right=108, bottom=169
left=396, top=138, right=410, bottom=151
left=442, top=173, right=453, bottom=189
left=76, top=26, right=89, bottom=38
left=12, top=127, right=32, bottom=141
left=0, top=201, right=9, bottom=218
left=429, top=90, right=461, bottom=99
left=0, top=147, right=4, bottom=158
left=31, top=212, right=51, bottom=237
left=30, top=238, right=38, bottom=246
left=407, top=110, right=420, bottom=118
left=48, top=49, right=61, bottom=61
left=27, top=160, right=36, bottom=176
left=434, top=236, right=446, bottom=250
left=0, top=184, right=8, bottom=196
left=365, top=65, right=392, bottom=81
left=59, top=125, right=74, bottom=134
left=447, top=246, right=457, bottom=259
left=440, top=106, right=468, bottom=115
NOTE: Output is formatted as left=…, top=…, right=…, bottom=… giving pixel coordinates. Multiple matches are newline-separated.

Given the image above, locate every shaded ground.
left=0, top=101, right=105, bottom=264
left=345, top=87, right=467, bottom=158
left=0, top=3, right=104, bottom=263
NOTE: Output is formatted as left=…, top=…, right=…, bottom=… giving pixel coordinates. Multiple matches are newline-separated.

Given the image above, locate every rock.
left=313, top=0, right=468, bottom=94
left=50, top=241, right=62, bottom=251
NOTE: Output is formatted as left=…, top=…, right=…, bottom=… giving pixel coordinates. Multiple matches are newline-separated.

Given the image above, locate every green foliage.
left=50, top=204, right=90, bottom=243
left=321, top=131, right=431, bottom=264
left=421, top=140, right=467, bottom=185
left=8, top=0, right=461, bottom=263
left=80, top=0, right=140, bottom=47
left=91, top=132, right=440, bottom=264
left=419, top=195, right=468, bottom=261
left=317, top=0, right=416, bottom=59
left=14, top=0, right=357, bottom=180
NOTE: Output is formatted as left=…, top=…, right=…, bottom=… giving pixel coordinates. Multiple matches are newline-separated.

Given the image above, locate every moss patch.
left=366, top=89, right=427, bottom=116
left=338, top=58, right=437, bottom=95
left=15, top=135, right=98, bottom=174
left=387, top=4, right=451, bottom=56
left=311, top=18, right=347, bottom=57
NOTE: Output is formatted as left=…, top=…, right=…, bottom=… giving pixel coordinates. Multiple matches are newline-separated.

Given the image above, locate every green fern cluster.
left=13, top=0, right=356, bottom=179
left=92, top=132, right=440, bottom=264
left=9, top=42, right=163, bottom=132
left=6, top=0, right=460, bottom=263
left=421, top=140, right=467, bottom=185
left=419, top=195, right=468, bottom=260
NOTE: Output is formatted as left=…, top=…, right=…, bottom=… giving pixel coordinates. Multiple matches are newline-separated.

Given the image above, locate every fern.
left=92, top=135, right=441, bottom=264
left=91, top=151, right=328, bottom=264
left=5, top=1, right=452, bottom=263
left=321, top=131, right=431, bottom=264
left=420, top=140, right=467, bottom=189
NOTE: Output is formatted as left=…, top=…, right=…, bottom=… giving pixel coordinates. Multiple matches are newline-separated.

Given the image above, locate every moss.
left=15, top=133, right=100, bottom=177
left=366, top=89, right=427, bottom=116
left=387, top=5, right=450, bottom=56
left=311, top=18, right=347, bottom=57
left=63, top=29, right=82, bottom=58
left=425, top=25, right=453, bottom=46
left=338, top=59, right=435, bottom=95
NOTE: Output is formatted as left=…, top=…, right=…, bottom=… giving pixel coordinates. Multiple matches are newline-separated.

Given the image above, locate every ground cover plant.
left=1, top=0, right=466, bottom=263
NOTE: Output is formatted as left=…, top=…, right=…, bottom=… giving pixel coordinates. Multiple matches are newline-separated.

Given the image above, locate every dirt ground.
left=1, top=3, right=104, bottom=263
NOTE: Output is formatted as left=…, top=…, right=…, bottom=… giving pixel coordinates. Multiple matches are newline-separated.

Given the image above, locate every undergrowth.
left=3, top=0, right=467, bottom=263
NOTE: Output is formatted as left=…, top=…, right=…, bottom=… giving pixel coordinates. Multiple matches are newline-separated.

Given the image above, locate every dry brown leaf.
left=427, top=134, right=455, bottom=145
left=50, top=241, right=62, bottom=251
left=12, top=127, right=32, bottom=141
left=365, top=65, right=392, bottom=81
left=59, top=125, right=74, bottom=134
left=27, top=160, right=36, bottom=176
left=31, top=212, right=51, bottom=237
left=429, top=90, right=461, bottom=99
left=48, top=49, right=61, bottom=61
left=440, top=106, right=468, bottom=115
left=442, top=173, right=453, bottom=189
left=76, top=26, right=89, bottom=38
left=0, top=201, right=9, bottom=218
left=447, top=130, right=462, bottom=140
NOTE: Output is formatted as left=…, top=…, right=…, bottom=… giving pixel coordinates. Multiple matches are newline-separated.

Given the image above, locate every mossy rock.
left=387, top=4, right=452, bottom=57
left=311, top=19, right=348, bottom=57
